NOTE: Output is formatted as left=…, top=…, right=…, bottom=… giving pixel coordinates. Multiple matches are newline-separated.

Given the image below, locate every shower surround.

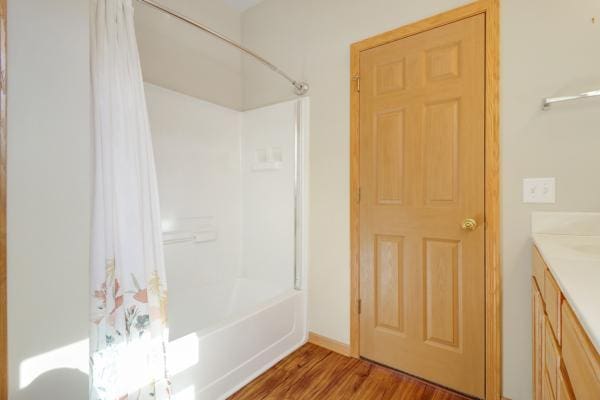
left=145, top=83, right=309, bottom=400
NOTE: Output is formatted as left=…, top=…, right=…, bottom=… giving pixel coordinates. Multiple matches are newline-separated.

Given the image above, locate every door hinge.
left=358, top=299, right=362, bottom=314
left=357, top=187, right=361, bottom=203
left=353, top=75, right=360, bottom=92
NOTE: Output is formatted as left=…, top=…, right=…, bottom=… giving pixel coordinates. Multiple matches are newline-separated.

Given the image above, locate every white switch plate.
left=523, top=178, right=556, bottom=204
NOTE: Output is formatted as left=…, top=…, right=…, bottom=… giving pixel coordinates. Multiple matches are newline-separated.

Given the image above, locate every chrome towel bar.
left=542, top=88, right=600, bottom=110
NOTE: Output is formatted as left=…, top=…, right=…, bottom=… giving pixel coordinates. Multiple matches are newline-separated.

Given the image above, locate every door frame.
left=349, top=1, right=501, bottom=399
left=0, top=0, right=7, bottom=398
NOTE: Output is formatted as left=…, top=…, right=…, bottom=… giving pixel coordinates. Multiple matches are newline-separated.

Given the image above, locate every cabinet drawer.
left=545, top=317, right=561, bottom=397
left=544, top=269, right=562, bottom=342
left=533, top=246, right=546, bottom=295
left=561, top=302, right=600, bottom=399
left=557, top=365, right=575, bottom=400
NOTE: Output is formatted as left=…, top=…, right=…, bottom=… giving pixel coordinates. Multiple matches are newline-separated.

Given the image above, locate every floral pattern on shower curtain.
left=90, top=0, right=170, bottom=399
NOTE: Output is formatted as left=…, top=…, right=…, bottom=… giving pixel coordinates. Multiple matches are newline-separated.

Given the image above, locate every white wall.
left=241, top=100, right=297, bottom=289
left=501, top=2, right=600, bottom=398
left=9, top=0, right=600, bottom=398
left=7, top=0, right=91, bottom=399
left=241, top=1, right=600, bottom=399
left=135, top=0, right=244, bottom=110
left=7, top=0, right=303, bottom=398
left=241, top=0, right=471, bottom=354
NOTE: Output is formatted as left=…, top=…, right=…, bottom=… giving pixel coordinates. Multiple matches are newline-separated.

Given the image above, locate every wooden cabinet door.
left=562, top=302, right=600, bottom=399
left=545, top=317, right=561, bottom=397
left=557, top=366, right=575, bottom=400
left=543, top=370, right=556, bottom=400
left=358, top=14, right=485, bottom=398
left=533, top=280, right=545, bottom=400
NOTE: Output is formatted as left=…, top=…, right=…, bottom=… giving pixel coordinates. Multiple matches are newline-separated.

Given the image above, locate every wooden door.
left=358, top=14, right=485, bottom=398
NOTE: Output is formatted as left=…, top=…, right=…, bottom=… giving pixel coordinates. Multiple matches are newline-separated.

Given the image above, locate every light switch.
left=523, top=178, right=556, bottom=204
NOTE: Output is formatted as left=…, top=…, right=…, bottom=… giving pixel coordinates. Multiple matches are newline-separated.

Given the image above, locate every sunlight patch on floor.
left=19, top=332, right=200, bottom=392
left=19, top=338, right=89, bottom=389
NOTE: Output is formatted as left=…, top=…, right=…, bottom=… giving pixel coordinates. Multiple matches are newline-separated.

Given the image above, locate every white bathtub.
left=167, top=278, right=307, bottom=400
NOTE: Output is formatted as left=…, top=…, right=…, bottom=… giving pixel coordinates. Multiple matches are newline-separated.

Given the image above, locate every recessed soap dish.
left=253, top=147, right=283, bottom=171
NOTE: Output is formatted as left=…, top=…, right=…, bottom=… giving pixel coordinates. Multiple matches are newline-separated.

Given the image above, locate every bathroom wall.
left=241, top=99, right=297, bottom=290
left=241, top=0, right=471, bottom=362
left=501, top=2, right=600, bottom=398
left=135, top=0, right=244, bottom=110
left=145, top=83, right=243, bottom=312
left=8, top=0, right=600, bottom=399
left=6, top=0, right=300, bottom=398
left=241, top=0, right=600, bottom=399
left=7, top=0, right=90, bottom=399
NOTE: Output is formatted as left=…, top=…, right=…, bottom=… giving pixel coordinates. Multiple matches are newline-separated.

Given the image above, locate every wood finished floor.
left=228, top=343, right=474, bottom=400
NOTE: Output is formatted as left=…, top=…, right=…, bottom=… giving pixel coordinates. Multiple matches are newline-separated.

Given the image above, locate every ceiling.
left=223, top=0, right=265, bottom=12
left=135, top=0, right=245, bottom=110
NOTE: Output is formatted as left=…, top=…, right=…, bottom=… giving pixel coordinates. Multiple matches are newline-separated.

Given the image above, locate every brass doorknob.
left=461, top=218, right=478, bottom=231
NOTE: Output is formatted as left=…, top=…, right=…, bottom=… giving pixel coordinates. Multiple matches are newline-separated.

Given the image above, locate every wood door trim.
left=349, top=1, right=501, bottom=399
left=0, top=0, right=7, bottom=398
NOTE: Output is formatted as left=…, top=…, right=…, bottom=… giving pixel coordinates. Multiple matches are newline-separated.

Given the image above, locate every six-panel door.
left=359, top=14, right=486, bottom=398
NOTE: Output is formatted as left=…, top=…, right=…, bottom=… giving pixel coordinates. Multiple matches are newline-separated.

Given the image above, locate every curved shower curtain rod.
left=136, top=0, right=310, bottom=95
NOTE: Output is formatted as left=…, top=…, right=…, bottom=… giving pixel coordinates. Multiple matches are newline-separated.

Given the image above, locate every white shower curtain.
left=90, top=0, right=170, bottom=399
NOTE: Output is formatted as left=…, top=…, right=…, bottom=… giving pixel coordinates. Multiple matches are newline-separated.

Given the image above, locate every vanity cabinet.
left=533, top=279, right=545, bottom=400
left=532, top=246, right=600, bottom=400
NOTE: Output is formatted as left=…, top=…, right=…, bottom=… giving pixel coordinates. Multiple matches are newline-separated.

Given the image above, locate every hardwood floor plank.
left=261, top=352, right=351, bottom=399
left=348, top=364, right=414, bottom=400
left=291, top=353, right=362, bottom=399
left=228, top=343, right=474, bottom=400
left=321, top=360, right=373, bottom=398
left=229, top=343, right=331, bottom=400
left=430, top=389, right=472, bottom=400
left=275, top=343, right=332, bottom=373
left=387, top=377, right=436, bottom=400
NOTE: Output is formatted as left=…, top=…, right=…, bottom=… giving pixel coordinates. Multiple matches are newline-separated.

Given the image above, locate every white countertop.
left=532, top=212, right=600, bottom=354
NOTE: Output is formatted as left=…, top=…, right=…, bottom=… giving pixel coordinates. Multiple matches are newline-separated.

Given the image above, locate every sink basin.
left=569, top=243, right=600, bottom=256
left=534, top=234, right=600, bottom=263
left=549, top=237, right=600, bottom=261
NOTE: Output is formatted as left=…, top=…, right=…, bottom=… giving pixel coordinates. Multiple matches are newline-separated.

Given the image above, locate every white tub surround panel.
left=146, top=83, right=244, bottom=290
left=241, top=99, right=306, bottom=290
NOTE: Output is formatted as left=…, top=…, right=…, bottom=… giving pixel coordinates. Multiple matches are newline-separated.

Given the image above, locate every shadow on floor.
left=12, top=368, right=88, bottom=400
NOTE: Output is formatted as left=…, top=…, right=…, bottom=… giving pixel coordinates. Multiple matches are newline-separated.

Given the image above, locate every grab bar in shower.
left=162, top=230, right=217, bottom=245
